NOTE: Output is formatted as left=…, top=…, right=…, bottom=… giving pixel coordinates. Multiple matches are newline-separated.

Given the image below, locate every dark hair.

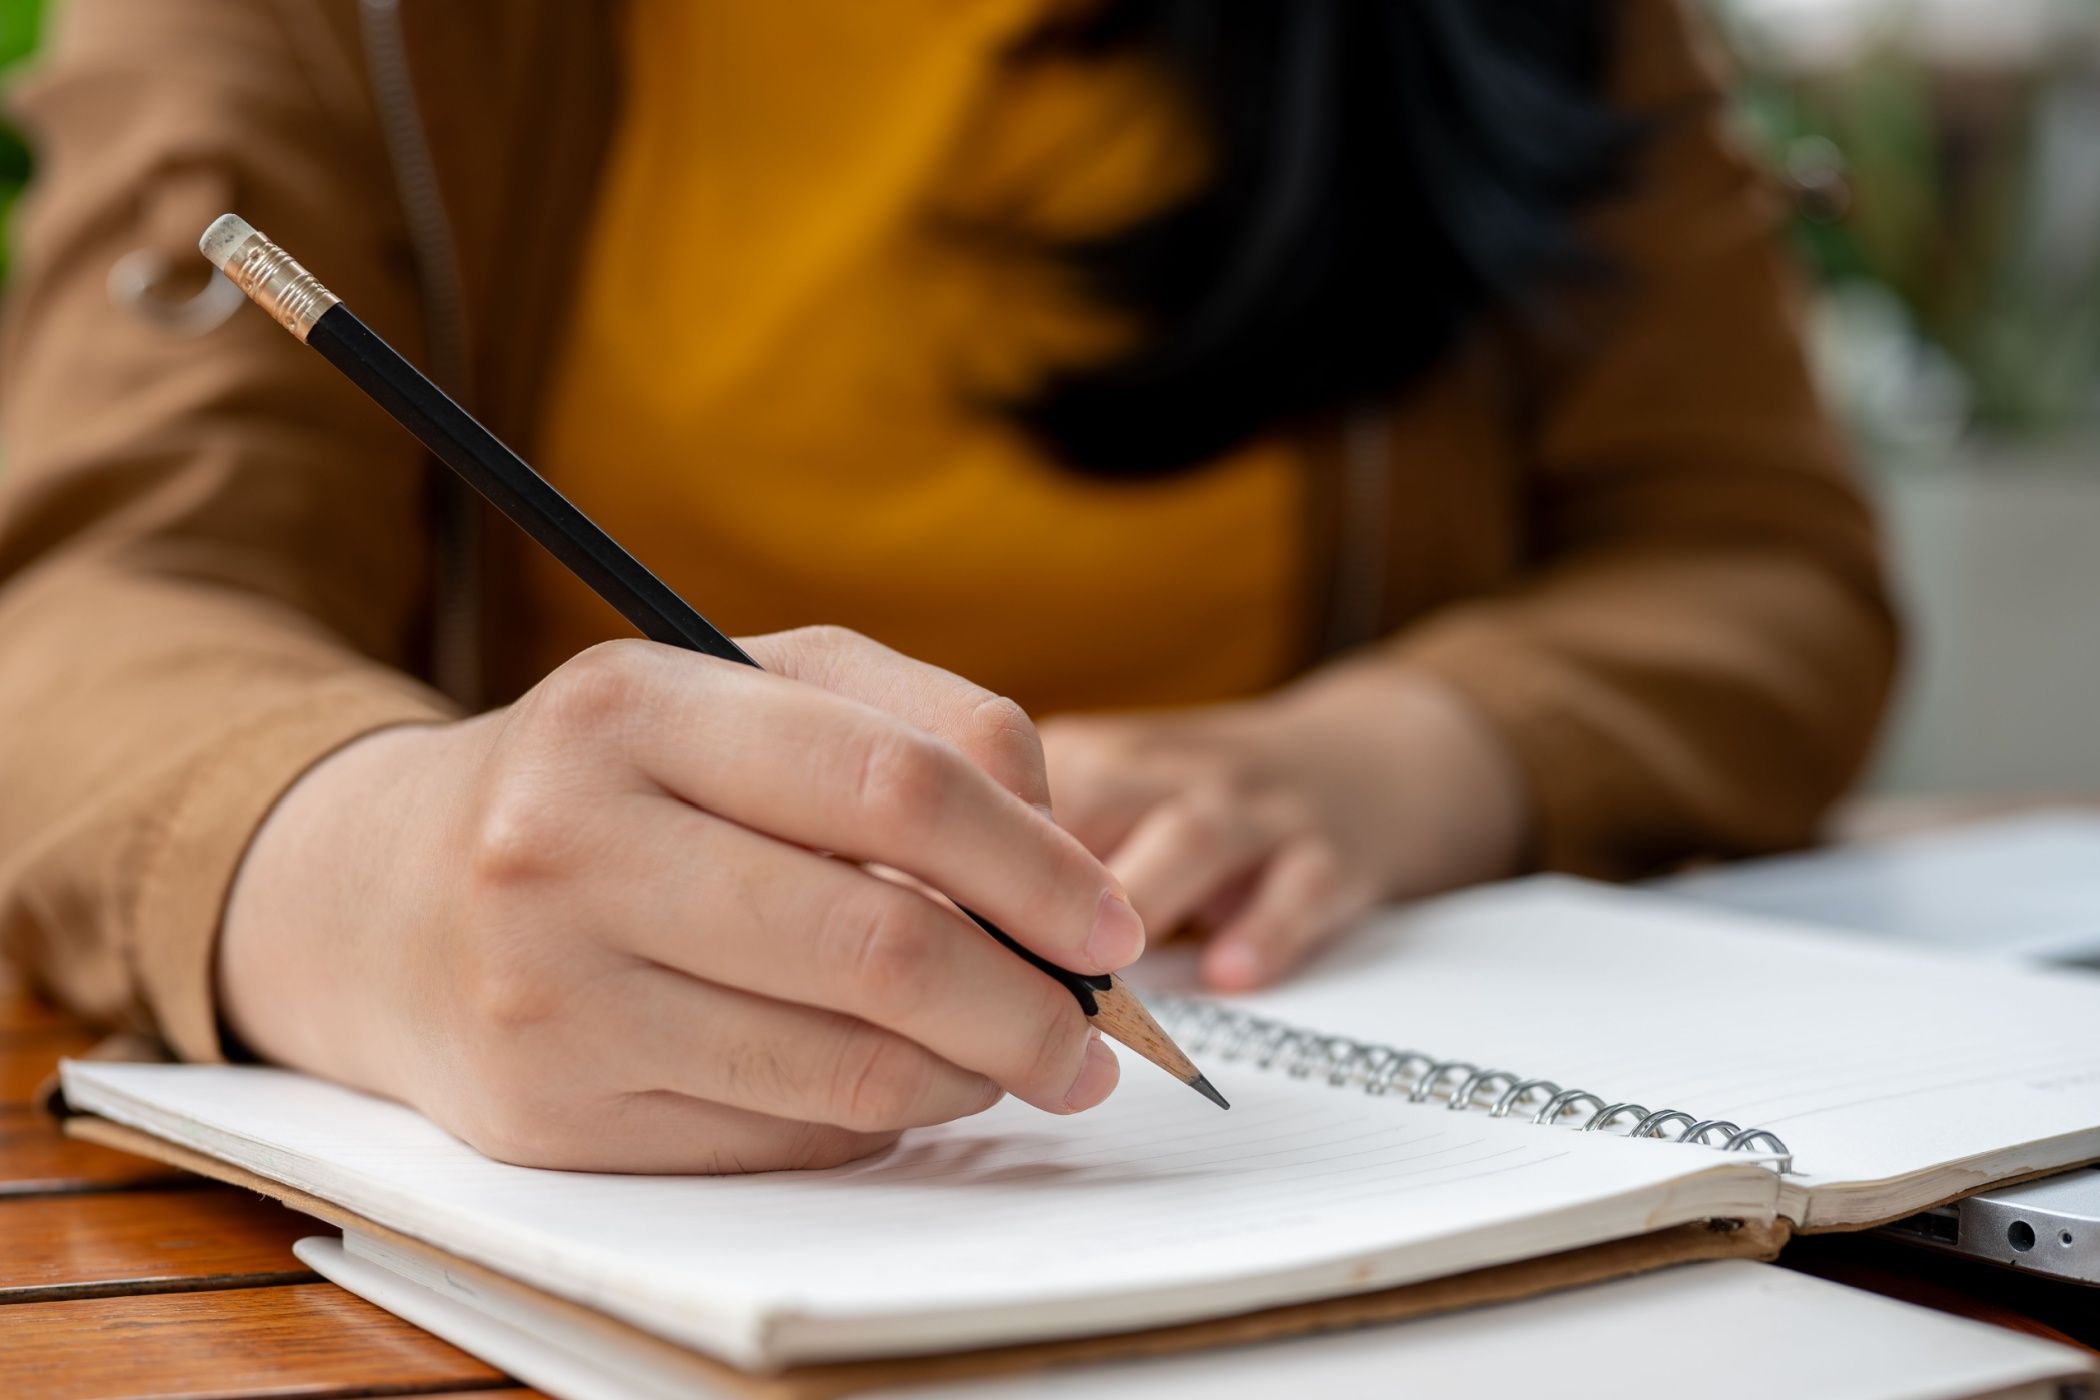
left=1009, top=0, right=1637, bottom=479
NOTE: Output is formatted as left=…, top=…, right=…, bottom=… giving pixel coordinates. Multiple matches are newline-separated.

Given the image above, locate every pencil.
left=200, top=213, right=1227, bottom=1112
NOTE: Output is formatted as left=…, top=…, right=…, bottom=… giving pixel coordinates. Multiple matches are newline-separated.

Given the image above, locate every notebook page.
left=1200, top=877, right=2100, bottom=1225
left=61, top=1053, right=1774, bottom=1369
left=865, top=1261, right=2097, bottom=1400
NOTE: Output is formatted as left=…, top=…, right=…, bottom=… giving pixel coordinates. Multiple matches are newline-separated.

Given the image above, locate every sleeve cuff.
left=129, top=675, right=455, bottom=1063
left=1387, top=612, right=1669, bottom=882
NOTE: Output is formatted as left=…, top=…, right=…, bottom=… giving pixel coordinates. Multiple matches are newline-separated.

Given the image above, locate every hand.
left=1040, top=661, right=1527, bottom=992
left=218, top=628, right=1141, bottom=1173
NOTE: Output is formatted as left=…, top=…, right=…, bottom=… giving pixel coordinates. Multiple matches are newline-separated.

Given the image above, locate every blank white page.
left=866, top=1260, right=2097, bottom=1400
left=62, top=1050, right=1772, bottom=1370
left=1202, top=878, right=2100, bottom=1226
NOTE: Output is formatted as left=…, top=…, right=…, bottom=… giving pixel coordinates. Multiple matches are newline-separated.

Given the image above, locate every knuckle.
left=789, top=623, right=868, bottom=656
left=830, top=1033, right=931, bottom=1130
left=459, top=939, right=565, bottom=1037
left=842, top=895, right=940, bottom=1006
left=847, top=726, right=954, bottom=833
left=961, top=692, right=1046, bottom=798
left=766, top=624, right=870, bottom=681
left=769, top=625, right=879, bottom=688
left=536, top=640, right=654, bottom=735
left=465, top=784, right=575, bottom=889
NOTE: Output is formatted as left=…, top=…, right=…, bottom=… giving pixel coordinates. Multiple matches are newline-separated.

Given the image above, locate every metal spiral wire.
left=1152, top=996, right=1792, bottom=1173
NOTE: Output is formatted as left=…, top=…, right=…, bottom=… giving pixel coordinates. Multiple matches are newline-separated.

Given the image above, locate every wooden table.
left=0, top=973, right=539, bottom=1400
left=3, top=799, right=2095, bottom=1397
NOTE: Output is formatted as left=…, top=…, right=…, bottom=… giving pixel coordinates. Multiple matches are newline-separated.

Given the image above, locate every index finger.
left=610, top=643, right=1148, bottom=977
left=741, top=627, right=1052, bottom=813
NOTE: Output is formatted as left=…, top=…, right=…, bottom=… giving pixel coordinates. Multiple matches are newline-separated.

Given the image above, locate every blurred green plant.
left=0, top=0, right=41, bottom=286
left=1714, top=0, right=2100, bottom=449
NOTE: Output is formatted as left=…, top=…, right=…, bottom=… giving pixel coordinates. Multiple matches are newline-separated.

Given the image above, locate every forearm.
left=1389, top=543, right=1899, bottom=877
left=1268, top=655, right=1530, bottom=900
left=0, top=562, right=451, bottom=1057
left=0, top=0, right=446, bottom=1053
left=219, top=719, right=467, bottom=1087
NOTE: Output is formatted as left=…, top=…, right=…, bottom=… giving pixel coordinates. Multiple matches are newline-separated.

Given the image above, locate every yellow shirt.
left=531, top=0, right=1303, bottom=714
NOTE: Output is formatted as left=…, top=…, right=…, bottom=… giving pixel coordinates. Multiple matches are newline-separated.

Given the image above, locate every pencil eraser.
left=199, top=213, right=258, bottom=271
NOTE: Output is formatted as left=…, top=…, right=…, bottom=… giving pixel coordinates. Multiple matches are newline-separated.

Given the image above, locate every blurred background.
left=0, top=0, right=2094, bottom=797
left=1714, top=0, right=2100, bottom=798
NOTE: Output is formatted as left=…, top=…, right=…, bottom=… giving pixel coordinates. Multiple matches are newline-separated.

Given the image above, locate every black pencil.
left=200, top=213, right=1226, bottom=1112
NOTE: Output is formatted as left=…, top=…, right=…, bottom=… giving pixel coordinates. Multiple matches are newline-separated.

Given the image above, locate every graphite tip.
left=1188, top=1074, right=1230, bottom=1111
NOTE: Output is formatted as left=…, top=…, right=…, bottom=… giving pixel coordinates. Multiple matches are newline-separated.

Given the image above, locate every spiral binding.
left=1152, top=996, right=1792, bottom=1173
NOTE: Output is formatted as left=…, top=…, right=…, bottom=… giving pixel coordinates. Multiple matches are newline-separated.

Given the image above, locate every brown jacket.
left=0, top=0, right=1898, bottom=1063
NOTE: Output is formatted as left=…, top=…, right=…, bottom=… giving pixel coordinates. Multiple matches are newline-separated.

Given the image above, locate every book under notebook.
left=293, top=1244, right=2097, bottom=1400
left=57, top=877, right=2100, bottom=1372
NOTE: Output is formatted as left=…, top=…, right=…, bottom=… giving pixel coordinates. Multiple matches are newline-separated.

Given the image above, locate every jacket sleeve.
left=0, top=0, right=455, bottom=1060
left=1389, top=0, right=1901, bottom=878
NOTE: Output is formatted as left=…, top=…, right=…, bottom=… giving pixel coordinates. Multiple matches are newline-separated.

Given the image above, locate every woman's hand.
left=1040, top=661, right=1528, bottom=992
left=218, top=628, right=1140, bottom=1173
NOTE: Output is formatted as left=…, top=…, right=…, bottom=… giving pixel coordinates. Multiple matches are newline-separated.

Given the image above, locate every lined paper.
left=63, top=1048, right=1770, bottom=1367
left=1218, top=877, right=2100, bottom=1217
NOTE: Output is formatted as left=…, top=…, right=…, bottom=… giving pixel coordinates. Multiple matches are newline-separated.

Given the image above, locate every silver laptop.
left=1880, top=1167, right=2100, bottom=1287
left=1652, top=810, right=2100, bottom=1286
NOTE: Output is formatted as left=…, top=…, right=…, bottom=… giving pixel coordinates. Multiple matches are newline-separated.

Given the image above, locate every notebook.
left=295, top=1245, right=2100, bottom=1400
left=57, top=877, right=2100, bottom=1379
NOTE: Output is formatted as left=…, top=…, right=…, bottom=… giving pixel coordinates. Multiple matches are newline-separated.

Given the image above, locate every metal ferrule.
left=215, top=228, right=340, bottom=342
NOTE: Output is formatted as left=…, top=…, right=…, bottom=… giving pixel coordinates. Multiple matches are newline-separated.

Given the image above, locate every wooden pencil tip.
left=1086, top=976, right=1228, bottom=1110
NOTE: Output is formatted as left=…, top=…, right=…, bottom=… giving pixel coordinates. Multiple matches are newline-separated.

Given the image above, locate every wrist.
left=217, top=719, right=464, bottom=1085
left=1270, top=659, right=1531, bottom=900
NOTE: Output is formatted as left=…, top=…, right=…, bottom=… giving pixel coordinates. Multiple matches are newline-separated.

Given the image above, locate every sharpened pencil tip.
left=1189, top=1074, right=1230, bottom=1110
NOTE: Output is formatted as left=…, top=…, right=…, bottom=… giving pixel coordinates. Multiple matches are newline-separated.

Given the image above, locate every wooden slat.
left=0, top=1188, right=317, bottom=1302
left=0, top=987, right=184, bottom=1195
left=0, top=1283, right=511, bottom=1399
left=0, top=1109, right=183, bottom=1196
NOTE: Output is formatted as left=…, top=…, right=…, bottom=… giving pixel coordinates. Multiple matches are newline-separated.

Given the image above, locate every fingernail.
left=1206, top=941, right=1264, bottom=990
left=1086, top=889, right=1147, bottom=969
left=1061, top=1031, right=1119, bottom=1112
